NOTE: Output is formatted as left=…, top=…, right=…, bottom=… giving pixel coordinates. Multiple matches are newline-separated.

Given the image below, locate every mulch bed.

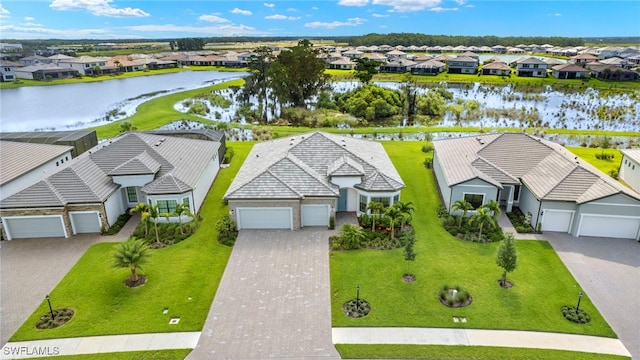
left=125, top=275, right=147, bottom=288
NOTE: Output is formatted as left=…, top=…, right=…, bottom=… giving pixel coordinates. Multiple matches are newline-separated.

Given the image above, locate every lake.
left=0, top=71, right=246, bottom=132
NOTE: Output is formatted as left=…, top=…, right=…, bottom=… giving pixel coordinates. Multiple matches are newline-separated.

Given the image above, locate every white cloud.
left=338, top=0, right=369, bottom=6
left=265, top=14, right=300, bottom=20
left=0, top=4, right=10, bottom=18
left=199, top=14, right=231, bottom=23
left=372, top=0, right=441, bottom=12
left=126, top=23, right=264, bottom=36
left=465, top=4, right=474, bottom=8
left=264, top=3, right=275, bottom=8
left=49, top=0, right=150, bottom=17
left=453, top=0, right=465, bottom=5
left=22, top=22, right=44, bottom=27
left=287, top=8, right=297, bottom=12
left=0, top=24, right=117, bottom=39
left=372, top=13, right=390, bottom=17
left=312, top=6, right=319, bottom=10
left=549, top=12, right=562, bottom=16
left=428, top=6, right=458, bottom=12
left=24, top=16, right=35, bottom=21
left=231, top=8, right=252, bottom=16
left=304, top=17, right=366, bottom=29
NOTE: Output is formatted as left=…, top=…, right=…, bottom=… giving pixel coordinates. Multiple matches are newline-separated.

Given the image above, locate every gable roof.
left=0, top=141, right=73, bottom=186
left=433, top=133, right=640, bottom=204
left=224, top=132, right=404, bottom=200
left=0, top=133, right=220, bottom=209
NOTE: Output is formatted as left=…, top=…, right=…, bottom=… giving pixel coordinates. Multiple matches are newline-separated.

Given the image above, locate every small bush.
left=216, top=214, right=238, bottom=246
left=329, top=215, right=335, bottom=230
left=562, top=306, right=591, bottom=324
left=436, top=205, right=449, bottom=218
left=102, top=212, right=132, bottom=235
left=421, top=144, right=434, bottom=153
left=609, top=169, right=619, bottom=179
left=223, top=147, right=235, bottom=164
left=506, top=207, right=536, bottom=233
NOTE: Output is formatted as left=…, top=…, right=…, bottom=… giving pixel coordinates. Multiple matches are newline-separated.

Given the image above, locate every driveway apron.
left=188, top=229, right=340, bottom=359
left=544, top=233, right=640, bottom=359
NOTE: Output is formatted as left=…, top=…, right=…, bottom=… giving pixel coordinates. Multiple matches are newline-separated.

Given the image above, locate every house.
left=481, top=62, right=511, bottom=76
left=432, top=133, right=640, bottom=240
left=588, top=64, right=639, bottom=81
left=14, top=64, right=79, bottom=80
left=619, top=149, right=640, bottom=193
left=379, top=59, right=416, bottom=73
left=0, top=60, right=22, bottom=82
left=385, top=50, right=407, bottom=61
left=363, top=53, right=388, bottom=63
left=447, top=56, right=478, bottom=74
left=224, top=132, right=405, bottom=230
left=460, top=51, right=480, bottom=61
left=343, top=49, right=364, bottom=59
left=0, top=141, right=74, bottom=200
left=0, top=130, right=98, bottom=157
left=515, top=57, right=549, bottom=77
left=18, top=55, right=51, bottom=66
left=411, top=60, right=446, bottom=75
left=0, top=132, right=221, bottom=240
left=328, top=57, right=356, bottom=70
left=491, top=45, right=507, bottom=53
left=56, top=56, right=108, bottom=75
left=552, top=63, right=590, bottom=79
left=570, top=53, right=599, bottom=65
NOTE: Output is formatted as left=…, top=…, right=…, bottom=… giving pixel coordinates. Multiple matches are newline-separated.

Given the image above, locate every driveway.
left=188, top=229, right=340, bottom=359
left=543, top=233, right=640, bottom=359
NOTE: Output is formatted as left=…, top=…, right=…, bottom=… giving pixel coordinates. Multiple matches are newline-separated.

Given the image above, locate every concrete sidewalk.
left=0, top=332, right=200, bottom=359
left=333, top=327, right=632, bottom=357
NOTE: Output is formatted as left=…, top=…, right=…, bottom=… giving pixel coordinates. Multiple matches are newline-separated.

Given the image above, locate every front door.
left=337, top=188, right=347, bottom=212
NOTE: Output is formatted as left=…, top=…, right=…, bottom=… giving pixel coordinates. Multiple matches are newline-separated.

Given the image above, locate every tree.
left=171, top=203, right=192, bottom=234
left=481, top=200, right=501, bottom=220
left=399, top=74, right=418, bottom=125
left=176, top=38, right=205, bottom=51
left=147, top=204, right=161, bottom=245
left=113, top=239, right=151, bottom=283
left=402, top=230, right=417, bottom=275
left=496, top=232, right=518, bottom=286
left=119, top=121, right=136, bottom=133
left=354, top=58, right=381, bottom=84
left=469, top=207, right=497, bottom=240
left=338, top=223, right=366, bottom=250
left=384, top=205, right=403, bottom=239
left=451, top=199, right=474, bottom=226
left=270, top=40, right=329, bottom=108
left=243, top=46, right=274, bottom=123
left=366, top=201, right=385, bottom=231
left=130, top=203, right=150, bottom=236
left=394, top=201, right=416, bottom=229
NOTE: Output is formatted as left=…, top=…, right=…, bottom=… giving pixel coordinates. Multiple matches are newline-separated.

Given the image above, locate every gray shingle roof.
left=224, top=132, right=404, bottom=200
left=433, top=133, right=640, bottom=204
left=0, top=133, right=220, bottom=209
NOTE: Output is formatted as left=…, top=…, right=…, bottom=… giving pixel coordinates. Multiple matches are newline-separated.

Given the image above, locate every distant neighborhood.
left=1, top=42, right=639, bottom=82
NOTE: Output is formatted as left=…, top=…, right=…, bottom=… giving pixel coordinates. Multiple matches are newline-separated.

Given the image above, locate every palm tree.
left=366, top=201, right=385, bottom=231
left=451, top=199, right=474, bottom=226
left=130, top=203, right=150, bottom=236
left=482, top=200, right=501, bottom=220
left=384, top=205, right=403, bottom=239
left=147, top=204, right=161, bottom=245
left=339, top=223, right=366, bottom=250
left=394, top=201, right=416, bottom=229
left=113, top=239, right=151, bottom=283
left=469, top=207, right=497, bottom=241
left=173, top=203, right=191, bottom=234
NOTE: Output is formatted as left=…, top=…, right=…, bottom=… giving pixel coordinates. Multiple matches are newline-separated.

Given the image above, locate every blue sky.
left=0, top=0, right=639, bottom=40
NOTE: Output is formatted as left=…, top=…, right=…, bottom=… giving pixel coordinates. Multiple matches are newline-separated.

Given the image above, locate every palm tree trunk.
left=478, top=223, right=483, bottom=240
left=131, top=267, right=138, bottom=282
left=154, top=221, right=160, bottom=244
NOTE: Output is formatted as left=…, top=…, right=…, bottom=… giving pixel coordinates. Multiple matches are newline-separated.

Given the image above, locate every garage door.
left=70, top=212, right=101, bottom=234
left=236, top=207, right=292, bottom=230
left=578, top=214, right=640, bottom=239
left=3, top=216, right=66, bottom=240
left=542, top=210, right=574, bottom=232
left=301, top=205, right=329, bottom=227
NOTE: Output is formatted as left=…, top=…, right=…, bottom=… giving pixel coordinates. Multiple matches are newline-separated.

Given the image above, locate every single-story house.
left=328, top=57, right=356, bottom=70
left=14, top=64, right=79, bottom=80
left=379, top=60, right=416, bottom=73
left=481, top=62, right=511, bottom=76
left=224, top=132, right=405, bottom=230
left=432, top=133, right=640, bottom=240
left=411, top=60, right=446, bottom=75
left=588, top=64, right=639, bottom=81
left=0, top=132, right=221, bottom=240
left=552, top=63, right=590, bottom=79
left=619, top=149, right=640, bottom=193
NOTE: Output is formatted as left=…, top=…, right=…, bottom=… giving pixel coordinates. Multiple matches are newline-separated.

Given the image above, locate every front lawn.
left=567, top=146, right=622, bottom=176
left=331, top=141, right=615, bottom=338
left=10, top=142, right=254, bottom=341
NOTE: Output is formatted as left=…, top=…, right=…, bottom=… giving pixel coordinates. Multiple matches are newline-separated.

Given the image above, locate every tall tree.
left=113, top=239, right=151, bottom=283
left=469, top=207, right=497, bottom=240
left=451, top=199, right=474, bottom=226
left=270, top=40, right=329, bottom=108
left=243, top=46, right=274, bottom=123
left=353, top=58, right=381, bottom=84
left=496, top=232, right=518, bottom=287
left=366, top=201, right=385, bottom=231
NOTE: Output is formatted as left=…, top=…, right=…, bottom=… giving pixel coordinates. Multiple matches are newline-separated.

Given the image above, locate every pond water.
left=0, top=70, right=246, bottom=132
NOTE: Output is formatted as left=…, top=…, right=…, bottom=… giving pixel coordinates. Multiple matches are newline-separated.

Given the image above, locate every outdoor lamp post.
left=45, top=294, right=55, bottom=320
left=576, top=291, right=583, bottom=313
left=356, top=284, right=360, bottom=311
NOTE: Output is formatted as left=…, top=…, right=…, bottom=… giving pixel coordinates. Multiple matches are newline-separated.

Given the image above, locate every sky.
left=0, top=0, right=639, bottom=40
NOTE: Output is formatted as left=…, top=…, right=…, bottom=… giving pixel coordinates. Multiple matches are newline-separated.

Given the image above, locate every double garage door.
left=235, top=205, right=329, bottom=230
left=2, top=212, right=101, bottom=240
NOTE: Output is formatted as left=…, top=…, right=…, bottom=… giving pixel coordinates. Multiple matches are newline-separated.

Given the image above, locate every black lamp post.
left=356, top=284, right=360, bottom=311
left=45, top=294, right=55, bottom=320
left=576, top=291, right=583, bottom=313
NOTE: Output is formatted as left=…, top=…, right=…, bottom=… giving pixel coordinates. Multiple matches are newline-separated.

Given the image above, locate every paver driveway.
left=543, top=233, right=640, bottom=359
left=188, top=229, right=340, bottom=359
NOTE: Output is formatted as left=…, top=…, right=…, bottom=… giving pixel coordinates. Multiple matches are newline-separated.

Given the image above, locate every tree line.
left=338, top=33, right=585, bottom=47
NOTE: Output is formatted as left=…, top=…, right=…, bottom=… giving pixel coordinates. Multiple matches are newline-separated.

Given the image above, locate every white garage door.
left=70, top=212, right=101, bottom=234
left=578, top=214, right=640, bottom=239
left=542, top=210, right=574, bottom=232
left=301, top=205, right=329, bottom=227
left=236, top=207, right=292, bottom=230
left=3, top=216, right=66, bottom=240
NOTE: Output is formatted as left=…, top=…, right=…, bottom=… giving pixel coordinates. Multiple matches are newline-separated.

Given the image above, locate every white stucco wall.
left=432, top=152, right=452, bottom=210
left=192, top=155, right=219, bottom=212
left=104, top=189, right=126, bottom=226
left=0, top=149, right=73, bottom=200
left=619, top=154, right=640, bottom=193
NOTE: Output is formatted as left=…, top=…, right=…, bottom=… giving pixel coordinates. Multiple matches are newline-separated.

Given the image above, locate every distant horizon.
left=1, top=1, right=639, bottom=40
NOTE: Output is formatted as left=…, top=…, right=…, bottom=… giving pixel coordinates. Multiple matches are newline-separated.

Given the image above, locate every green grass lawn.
left=331, top=142, right=615, bottom=338
left=567, top=146, right=622, bottom=175
left=28, top=349, right=191, bottom=360
left=10, top=142, right=254, bottom=341
left=336, top=344, right=630, bottom=360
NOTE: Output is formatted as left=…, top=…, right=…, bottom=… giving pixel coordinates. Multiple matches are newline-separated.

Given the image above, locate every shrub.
left=223, top=147, right=235, bottom=164
left=338, top=223, right=366, bottom=250
left=329, top=215, right=335, bottom=230
left=421, top=144, right=434, bottom=153
left=102, top=212, right=132, bottom=235
left=216, top=214, right=238, bottom=246
left=506, top=207, right=536, bottom=233
left=562, top=306, right=591, bottom=324
left=609, top=169, right=619, bottom=179
left=436, top=205, right=449, bottom=218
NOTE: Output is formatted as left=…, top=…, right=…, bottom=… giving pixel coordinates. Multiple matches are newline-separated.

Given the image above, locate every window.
left=513, top=185, right=521, bottom=201
left=393, top=194, right=400, bottom=204
left=157, top=200, right=178, bottom=214
left=126, top=187, right=138, bottom=203
left=371, top=196, right=390, bottom=207
left=56, top=161, right=59, bottom=166
left=359, top=195, right=368, bottom=212
left=464, top=193, right=484, bottom=209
